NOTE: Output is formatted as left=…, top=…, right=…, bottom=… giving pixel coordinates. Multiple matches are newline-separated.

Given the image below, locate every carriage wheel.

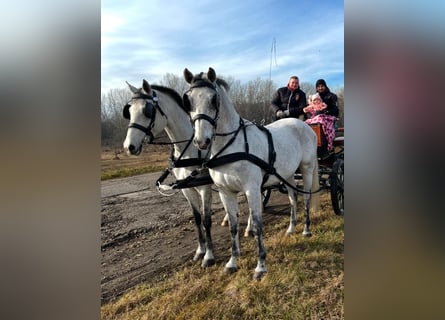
left=329, top=158, right=344, bottom=215
left=262, top=188, right=272, bottom=208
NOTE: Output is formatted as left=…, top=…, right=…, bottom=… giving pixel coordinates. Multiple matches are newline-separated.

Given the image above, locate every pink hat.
left=311, top=93, right=321, bottom=101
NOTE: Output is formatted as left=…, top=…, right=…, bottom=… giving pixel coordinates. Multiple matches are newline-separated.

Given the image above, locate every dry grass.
left=101, top=143, right=344, bottom=319
left=101, top=193, right=344, bottom=320
left=101, top=144, right=170, bottom=180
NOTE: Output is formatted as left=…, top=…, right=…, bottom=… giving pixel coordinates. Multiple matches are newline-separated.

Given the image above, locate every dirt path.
left=101, top=172, right=294, bottom=304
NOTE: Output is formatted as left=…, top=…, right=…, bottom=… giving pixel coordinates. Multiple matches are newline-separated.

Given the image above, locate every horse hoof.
left=224, top=267, right=237, bottom=274
left=193, top=253, right=205, bottom=261
left=253, top=271, right=266, bottom=280
left=302, top=231, right=312, bottom=237
left=244, top=230, right=254, bottom=238
left=286, top=230, right=295, bottom=235
left=221, top=220, right=228, bottom=226
left=202, top=259, right=215, bottom=268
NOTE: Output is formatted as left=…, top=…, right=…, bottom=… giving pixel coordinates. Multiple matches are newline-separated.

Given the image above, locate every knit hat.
left=311, top=93, right=321, bottom=101
left=315, top=79, right=326, bottom=87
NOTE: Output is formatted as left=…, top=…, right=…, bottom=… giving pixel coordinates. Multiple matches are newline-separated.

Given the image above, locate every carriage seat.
left=308, top=123, right=329, bottom=159
left=333, top=136, right=344, bottom=147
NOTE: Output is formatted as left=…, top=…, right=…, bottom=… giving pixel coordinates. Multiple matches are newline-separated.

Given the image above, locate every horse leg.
left=225, top=212, right=251, bottom=239
left=245, top=189, right=267, bottom=280
left=218, top=189, right=240, bottom=274
left=286, top=177, right=298, bottom=235
left=301, top=168, right=314, bottom=237
left=200, top=186, right=215, bottom=268
left=190, top=206, right=207, bottom=260
left=183, top=190, right=207, bottom=261
left=243, top=213, right=255, bottom=237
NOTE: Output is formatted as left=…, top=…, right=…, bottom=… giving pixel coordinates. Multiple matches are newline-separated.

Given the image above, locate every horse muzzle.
left=193, top=137, right=212, bottom=150
left=125, top=143, right=142, bottom=156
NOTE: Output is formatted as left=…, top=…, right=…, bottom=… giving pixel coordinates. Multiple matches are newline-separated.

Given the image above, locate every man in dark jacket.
left=315, top=79, right=339, bottom=117
left=270, top=76, right=307, bottom=121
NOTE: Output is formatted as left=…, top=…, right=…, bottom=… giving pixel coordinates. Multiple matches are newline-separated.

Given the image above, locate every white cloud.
left=101, top=0, right=344, bottom=93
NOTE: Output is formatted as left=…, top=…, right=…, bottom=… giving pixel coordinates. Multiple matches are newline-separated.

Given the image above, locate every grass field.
left=101, top=145, right=344, bottom=319
left=101, top=144, right=170, bottom=180
left=101, top=197, right=344, bottom=319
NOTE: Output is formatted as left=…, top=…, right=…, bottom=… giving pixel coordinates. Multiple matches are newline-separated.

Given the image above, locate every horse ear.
left=184, top=68, right=193, bottom=84
left=126, top=81, right=138, bottom=93
left=142, top=79, right=151, bottom=95
left=207, top=67, right=216, bottom=82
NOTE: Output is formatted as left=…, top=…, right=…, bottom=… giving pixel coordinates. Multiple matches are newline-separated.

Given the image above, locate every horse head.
left=183, top=67, right=220, bottom=150
left=122, top=80, right=167, bottom=155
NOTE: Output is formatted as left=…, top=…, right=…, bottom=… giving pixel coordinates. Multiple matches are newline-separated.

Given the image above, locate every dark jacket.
left=318, top=89, right=339, bottom=117
left=270, top=86, right=307, bottom=120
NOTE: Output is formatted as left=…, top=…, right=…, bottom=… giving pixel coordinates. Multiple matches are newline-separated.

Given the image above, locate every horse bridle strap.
left=126, top=91, right=167, bottom=141
left=168, top=135, right=206, bottom=168
left=129, top=91, right=167, bottom=117
left=191, top=113, right=218, bottom=128
left=185, top=81, right=220, bottom=129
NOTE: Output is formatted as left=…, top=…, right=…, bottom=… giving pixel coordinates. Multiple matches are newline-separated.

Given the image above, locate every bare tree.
left=335, top=86, right=344, bottom=127
left=101, top=71, right=344, bottom=148
left=159, top=73, right=188, bottom=95
left=300, top=82, right=315, bottom=98
left=101, top=88, right=131, bottom=148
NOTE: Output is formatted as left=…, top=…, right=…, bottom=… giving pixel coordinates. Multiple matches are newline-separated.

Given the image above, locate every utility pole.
left=265, top=38, right=277, bottom=123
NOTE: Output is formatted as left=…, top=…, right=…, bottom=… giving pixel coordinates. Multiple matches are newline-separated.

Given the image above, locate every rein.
left=155, top=134, right=211, bottom=189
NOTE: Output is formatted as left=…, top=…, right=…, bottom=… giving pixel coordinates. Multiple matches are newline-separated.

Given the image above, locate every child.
left=303, top=93, right=327, bottom=117
left=304, top=93, right=337, bottom=153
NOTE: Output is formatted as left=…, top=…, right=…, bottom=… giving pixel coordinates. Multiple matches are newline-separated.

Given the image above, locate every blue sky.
left=101, top=0, right=344, bottom=94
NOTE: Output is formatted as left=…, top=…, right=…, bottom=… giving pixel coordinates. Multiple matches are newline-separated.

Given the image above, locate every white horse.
left=183, top=67, right=319, bottom=279
left=122, top=80, right=215, bottom=268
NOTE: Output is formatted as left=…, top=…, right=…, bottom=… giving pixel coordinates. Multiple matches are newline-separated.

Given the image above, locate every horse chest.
left=209, top=162, right=262, bottom=193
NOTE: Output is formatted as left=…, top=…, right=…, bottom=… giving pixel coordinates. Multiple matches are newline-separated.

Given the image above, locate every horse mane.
left=216, top=78, right=229, bottom=91
left=150, top=84, right=188, bottom=114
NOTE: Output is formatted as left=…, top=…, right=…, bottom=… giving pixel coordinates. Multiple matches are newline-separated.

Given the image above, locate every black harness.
left=122, top=90, right=212, bottom=189
left=184, top=80, right=277, bottom=187
left=123, top=91, right=167, bottom=142
left=155, top=138, right=213, bottom=189
left=203, top=118, right=277, bottom=187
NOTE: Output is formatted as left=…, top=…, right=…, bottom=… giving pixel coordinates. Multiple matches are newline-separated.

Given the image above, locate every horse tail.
left=311, top=155, right=320, bottom=212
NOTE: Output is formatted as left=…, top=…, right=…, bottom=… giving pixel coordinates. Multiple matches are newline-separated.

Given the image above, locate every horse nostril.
left=129, top=145, right=135, bottom=152
left=205, top=138, right=211, bottom=145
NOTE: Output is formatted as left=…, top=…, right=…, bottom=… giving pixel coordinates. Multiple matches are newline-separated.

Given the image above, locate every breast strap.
left=204, top=120, right=276, bottom=186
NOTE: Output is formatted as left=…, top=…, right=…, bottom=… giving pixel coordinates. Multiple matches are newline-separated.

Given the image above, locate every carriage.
left=261, top=124, right=344, bottom=216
